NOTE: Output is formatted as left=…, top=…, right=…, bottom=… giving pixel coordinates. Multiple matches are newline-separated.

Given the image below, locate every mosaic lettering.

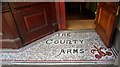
left=57, top=33, right=71, bottom=36
left=56, top=48, right=86, bottom=57
left=46, top=39, right=84, bottom=44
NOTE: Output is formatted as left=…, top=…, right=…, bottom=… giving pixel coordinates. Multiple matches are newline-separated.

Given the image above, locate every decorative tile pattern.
left=1, top=30, right=117, bottom=64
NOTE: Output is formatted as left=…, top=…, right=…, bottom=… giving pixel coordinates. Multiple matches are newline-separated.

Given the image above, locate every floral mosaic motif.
left=91, top=45, right=112, bottom=60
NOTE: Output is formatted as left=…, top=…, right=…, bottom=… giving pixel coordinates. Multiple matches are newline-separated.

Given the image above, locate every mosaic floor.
left=1, top=30, right=117, bottom=64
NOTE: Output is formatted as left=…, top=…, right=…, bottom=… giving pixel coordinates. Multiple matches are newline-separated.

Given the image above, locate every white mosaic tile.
left=1, top=30, right=117, bottom=64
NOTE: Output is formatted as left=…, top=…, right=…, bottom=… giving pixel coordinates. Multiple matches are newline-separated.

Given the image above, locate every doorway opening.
left=65, top=2, right=97, bottom=30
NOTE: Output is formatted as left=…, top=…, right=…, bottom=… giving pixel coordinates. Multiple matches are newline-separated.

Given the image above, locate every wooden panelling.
left=2, top=7, right=22, bottom=48
left=1, top=2, right=58, bottom=48
left=95, top=2, right=118, bottom=47
left=9, top=2, right=57, bottom=45
left=99, top=8, right=109, bottom=34
left=23, top=10, right=47, bottom=31
left=10, top=2, right=38, bottom=9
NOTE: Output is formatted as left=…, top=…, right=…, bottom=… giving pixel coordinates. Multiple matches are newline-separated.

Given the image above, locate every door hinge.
left=116, top=6, right=120, bottom=16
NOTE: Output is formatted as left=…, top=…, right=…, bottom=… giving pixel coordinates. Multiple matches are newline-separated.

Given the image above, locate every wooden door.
left=95, top=2, right=119, bottom=47
left=9, top=3, right=57, bottom=45
left=1, top=3, right=22, bottom=49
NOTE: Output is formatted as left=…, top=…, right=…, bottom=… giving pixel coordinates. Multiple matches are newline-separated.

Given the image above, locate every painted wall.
left=112, top=10, right=120, bottom=53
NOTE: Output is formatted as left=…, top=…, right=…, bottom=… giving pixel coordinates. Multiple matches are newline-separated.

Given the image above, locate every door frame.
left=56, top=2, right=97, bottom=30
left=55, top=2, right=66, bottom=30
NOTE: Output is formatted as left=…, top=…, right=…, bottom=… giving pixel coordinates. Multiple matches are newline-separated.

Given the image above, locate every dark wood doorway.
left=57, top=2, right=119, bottom=47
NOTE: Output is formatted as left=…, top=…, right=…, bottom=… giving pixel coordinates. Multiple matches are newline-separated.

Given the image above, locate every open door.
left=58, top=2, right=119, bottom=47
left=95, top=2, right=119, bottom=47
left=9, top=3, right=58, bottom=45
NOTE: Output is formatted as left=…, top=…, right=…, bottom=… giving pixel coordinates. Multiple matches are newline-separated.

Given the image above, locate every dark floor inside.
left=65, top=2, right=97, bottom=30
left=65, top=2, right=96, bottom=20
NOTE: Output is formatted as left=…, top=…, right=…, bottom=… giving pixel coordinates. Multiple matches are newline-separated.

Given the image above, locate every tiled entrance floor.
left=1, top=30, right=118, bottom=65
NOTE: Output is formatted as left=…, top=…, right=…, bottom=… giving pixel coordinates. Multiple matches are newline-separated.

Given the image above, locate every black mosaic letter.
left=54, top=40, right=59, bottom=44
left=67, top=49, right=72, bottom=54
left=46, top=39, right=53, bottom=44
left=72, top=40, right=78, bottom=44
left=73, top=49, right=78, bottom=53
left=66, top=40, right=72, bottom=44
left=79, top=40, right=84, bottom=44
left=60, top=40, right=65, bottom=44
left=56, top=49, right=66, bottom=57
